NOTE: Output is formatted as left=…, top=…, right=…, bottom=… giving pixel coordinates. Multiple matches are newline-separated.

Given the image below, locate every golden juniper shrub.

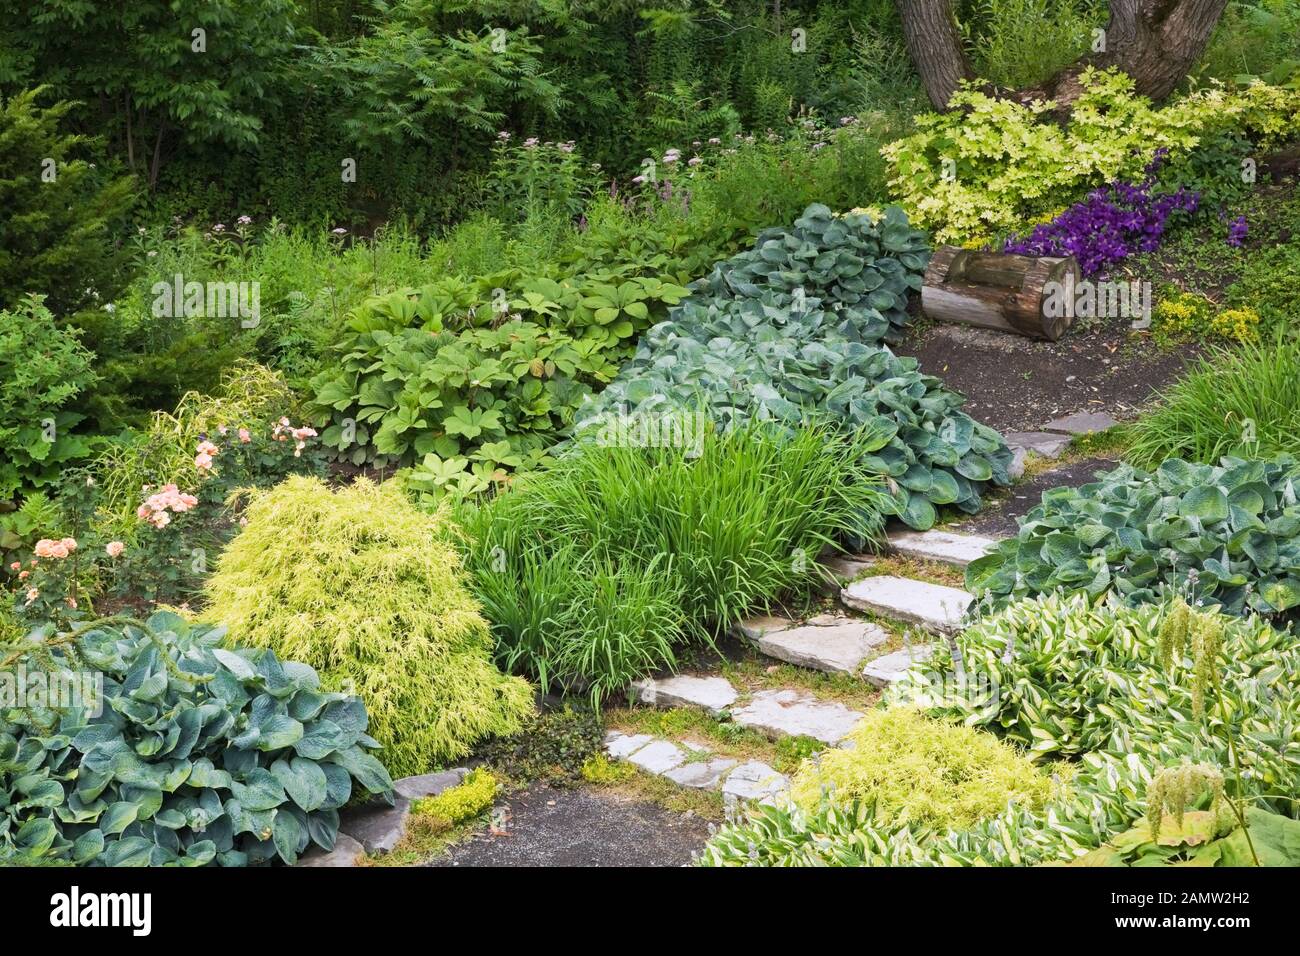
left=790, top=707, right=1057, bottom=831
left=204, top=476, right=534, bottom=776
left=580, top=753, right=636, bottom=785
left=414, top=768, right=499, bottom=824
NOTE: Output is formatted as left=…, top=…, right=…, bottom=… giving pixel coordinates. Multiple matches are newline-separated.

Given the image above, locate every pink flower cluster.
left=34, top=537, right=78, bottom=559
left=137, top=484, right=198, bottom=529
left=195, top=438, right=219, bottom=472
left=272, top=418, right=318, bottom=457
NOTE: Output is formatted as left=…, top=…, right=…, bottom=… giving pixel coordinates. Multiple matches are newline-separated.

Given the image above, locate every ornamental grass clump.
left=205, top=476, right=533, bottom=777
left=789, top=707, right=1055, bottom=832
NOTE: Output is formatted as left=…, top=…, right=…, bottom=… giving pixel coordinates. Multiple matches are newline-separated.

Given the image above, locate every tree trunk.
left=896, top=0, right=972, bottom=110
left=1032, top=0, right=1229, bottom=107
left=897, top=0, right=1229, bottom=111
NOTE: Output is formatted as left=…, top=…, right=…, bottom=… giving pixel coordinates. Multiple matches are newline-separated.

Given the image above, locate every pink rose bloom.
left=49, top=543, right=69, bottom=559
left=66, top=596, right=77, bottom=609
left=25, top=588, right=39, bottom=603
left=60, top=537, right=77, bottom=552
left=239, top=428, right=251, bottom=443
left=150, top=511, right=171, bottom=529
left=106, top=541, right=125, bottom=558
left=8, top=561, right=18, bottom=571
left=292, top=427, right=317, bottom=441
left=137, top=505, right=151, bottom=519
left=18, top=570, right=29, bottom=581
left=33, top=539, right=55, bottom=558
left=195, top=452, right=213, bottom=470
left=197, top=440, right=219, bottom=456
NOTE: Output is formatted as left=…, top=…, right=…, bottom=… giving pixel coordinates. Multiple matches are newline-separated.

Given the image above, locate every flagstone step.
left=840, top=575, right=971, bottom=633
left=602, top=732, right=789, bottom=803
left=886, top=528, right=999, bottom=569
left=731, top=688, right=863, bottom=745
left=861, top=644, right=935, bottom=688
left=629, top=674, right=738, bottom=716
left=734, top=614, right=888, bottom=675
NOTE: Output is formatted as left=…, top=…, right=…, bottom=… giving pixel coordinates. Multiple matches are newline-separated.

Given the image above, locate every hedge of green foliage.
left=456, top=422, right=888, bottom=702
left=577, top=206, right=1012, bottom=529
left=966, top=456, right=1300, bottom=618
left=700, top=595, right=1300, bottom=866
left=0, top=611, right=392, bottom=867
left=0, top=297, right=98, bottom=500
left=204, top=477, right=534, bottom=776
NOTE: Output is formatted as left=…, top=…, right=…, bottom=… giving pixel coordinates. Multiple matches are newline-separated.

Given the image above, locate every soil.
left=953, top=456, right=1121, bottom=538
left=895, top=316, right=1201, bottom=434
left=430, top=783, right=711, bottom=867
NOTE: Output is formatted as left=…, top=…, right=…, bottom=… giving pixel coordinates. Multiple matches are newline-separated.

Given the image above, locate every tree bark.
left=896, top=0, right=972, bottom=110
left=896, top=0, right=1229, bottom=111
left=1031, top=0, right=1230, bottom=107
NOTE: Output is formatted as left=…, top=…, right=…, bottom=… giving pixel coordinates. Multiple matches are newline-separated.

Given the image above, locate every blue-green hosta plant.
left=691, top=203, right=930, bottom=342
left=0, top=611, right=393, bottom=867
left=966, top=457, right=1300, bottom=617
left=576, top=293, right=1011, bottom=529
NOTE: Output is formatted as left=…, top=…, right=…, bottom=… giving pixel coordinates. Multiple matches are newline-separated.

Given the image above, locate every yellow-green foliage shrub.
left=205, top=476, right=534, bottom=776
left=882, top=69, right=1300, bottom=244
left=414, top=768, right=499, bottom=824
left=791, top=707, right=1055, bottom=831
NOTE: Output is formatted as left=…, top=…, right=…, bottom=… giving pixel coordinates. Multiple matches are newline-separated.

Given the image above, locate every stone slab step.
left=840, top=575, right=971, bottom=633
left=736, top=615, right=888, bottom=675
left=603, top=732, right=785, bottom=800
left=886, top=529, right=999, bottom=569
left=732, top=689, right=863, bottom=745
left=629, top=674, right=738, bottom=716
left=861, top=645, right=934, bottom=688
left=1043, top=410, right=1118, bottom=435
left=1004, top=430, right=1071, bottom=460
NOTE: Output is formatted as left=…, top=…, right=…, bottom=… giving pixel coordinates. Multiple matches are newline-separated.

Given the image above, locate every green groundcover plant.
left=0, top=610, right=393, bottom=867
left=204, top=476, right=534, bottom=776
left=700, top=595, right=1300, bottom=866
left=577, top=206, right=1012, bottom=529
left=455, top=422, right=888, bottom=703
left=966, top=456, right=1300, bottom=618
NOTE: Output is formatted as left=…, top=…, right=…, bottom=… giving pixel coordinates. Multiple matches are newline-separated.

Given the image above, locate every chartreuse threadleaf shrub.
left=205, top=477, right=533, bottom=776
left=790, top=708, right=1055, bottom=832
left=0, top=610, right=392, bottom=867
left=702, top=595, right=1300, bottom=867
left=966, top=456, right=1300, bottom=619
left=456, top=422, right=889, bottom=701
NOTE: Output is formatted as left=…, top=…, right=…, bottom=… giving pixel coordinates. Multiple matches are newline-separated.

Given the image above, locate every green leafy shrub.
left=881, top=69, right=1300, bottom=244
left=578, top=207, right=1011, bottom=529
left=966, top=457, right=1300, bottom=617
left=457, top=423, right=888, bottom=701
left=413, top=768, right=498, bottom=825
left=790, top=707, right=1056, bottom=831
left=0, top=297, right=98, bottom=500
left=0, top=89, right=136, bottom=314
left=204, top=476, right=534, bottom=776
left=1227, top=242, right=1300, bottom=329
left=1126, top=335, right=1300, bottom=470
left=0, top=610, right=393, bottom=866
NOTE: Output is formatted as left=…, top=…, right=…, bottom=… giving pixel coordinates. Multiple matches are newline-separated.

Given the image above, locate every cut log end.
left=921, top=246, right=1080, bottom=342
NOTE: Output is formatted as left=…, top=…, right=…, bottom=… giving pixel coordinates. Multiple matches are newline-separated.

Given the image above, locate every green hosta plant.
left=0, top=611, right=393, bottom=867
left=577, top=284, right=1010, bottom=528
left=691, top=203, right=929, bottom=341
left=966, top=457, right=1300, bottom=617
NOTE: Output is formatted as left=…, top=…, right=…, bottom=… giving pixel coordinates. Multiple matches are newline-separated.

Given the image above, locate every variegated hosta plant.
left=0, top=611, right=393, bottom=867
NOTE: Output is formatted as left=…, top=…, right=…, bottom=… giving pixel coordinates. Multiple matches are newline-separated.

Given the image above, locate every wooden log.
left=921, top=246, right=1080, bottom=341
